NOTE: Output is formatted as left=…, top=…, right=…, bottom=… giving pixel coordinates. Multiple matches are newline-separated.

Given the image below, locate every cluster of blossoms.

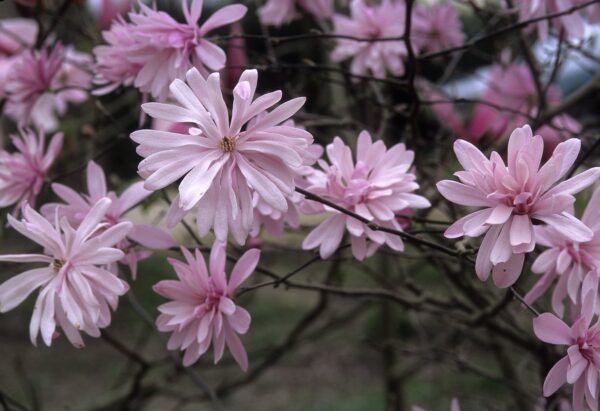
left=424, top=61, right=581, bottom=154
left=1, top=2, right=600, bottom=409
left=439, top=125, right=600, bottom=409
left=93, top=0, right=247, bottom=100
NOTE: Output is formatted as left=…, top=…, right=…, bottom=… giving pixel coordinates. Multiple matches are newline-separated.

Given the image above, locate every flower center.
left=219, top=136, right=236, bottom=153
left=52, top=258, right=66, bottom=272
left=566, top=242, right=582, bottom=262
left=578, top=340, right=596, bottom=363
left=511, top=192, right=534, bottom=214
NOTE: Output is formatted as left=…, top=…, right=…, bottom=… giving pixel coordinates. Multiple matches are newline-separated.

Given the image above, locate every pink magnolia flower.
left=258, top=0, right=333, bottom=27
left=525, top=188, right=600, bottom=317
left=302, top=130, right=430, bottom=260
left=533, top=286, right=600, bottom=411
left=412, top=3, right=465, bottom=54
left=131, top=68, right=314, bottom=244
left=519, top=0, right=585, bottom=40
left=0, top=129, right=63, bottom=212
left=41, top=161, right=175, bottom=278
left=93, top=17, right=144, bottom=95
left=0, top=198, right=131, bottom=347
left=5, top=44, right=92, bottom=131
left=154, top=242, right=258, bottom=370
left=94, top=0, right=247, bottom=100
left=331, top=0, right=407, bottom=79
left=412, top=398, right=461, bottom=411
left=437, top=125, right=600, bottom=288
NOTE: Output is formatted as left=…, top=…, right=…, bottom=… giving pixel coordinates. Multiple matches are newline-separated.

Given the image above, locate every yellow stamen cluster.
left=219, top=136, right=236, bottom=153
left=52, top=258, right=65, bottom=272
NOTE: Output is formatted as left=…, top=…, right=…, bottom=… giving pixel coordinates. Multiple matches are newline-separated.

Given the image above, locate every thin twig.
left=419, top=0, right=600, bottom=60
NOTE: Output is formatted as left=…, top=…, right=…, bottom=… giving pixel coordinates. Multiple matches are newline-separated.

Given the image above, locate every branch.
left=295, top=187, right=467, bottom=259
left=36, top=0, right=74, bottom=47
left=419, top=0, right=600, bottom=60
left=210, top=31, right=406, bottom=44
left=537, top=71, right=600, bottom=125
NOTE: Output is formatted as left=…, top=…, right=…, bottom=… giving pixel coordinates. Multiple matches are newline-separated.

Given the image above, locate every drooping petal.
left=491, top=252, right=524, bottom=288
left=543, top=356, right=569, bottom=396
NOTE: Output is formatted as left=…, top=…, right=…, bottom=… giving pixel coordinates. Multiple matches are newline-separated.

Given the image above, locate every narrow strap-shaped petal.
left=0, top=267, right=53, bottom=312
left=543, top=356, right=569, bottom=396
left=533, top=313, right=572, bottom=345
left=199, top=4, right=247, bottom=36
left=228, top=248, right=260, bottom=293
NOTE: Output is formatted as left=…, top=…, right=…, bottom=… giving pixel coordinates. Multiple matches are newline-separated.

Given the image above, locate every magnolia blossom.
left=412, top=3, right=464, bottom=54
left=154, top=242, right=258, bottom=370
left=131, top=68, right=314, bottom=244
left=92, top=17, right=143, bottom=94
left=258, top=0, right=333, bottom=26
left=519, top=0, right=585, bottom=40
left=437, top=125, right=600, bottom=288
left=93, top=0, right=247, bottom=100
left=0, top=18, right=38, bottom=98
left=525, top=188, right=600, bottom=317
left=0, top=199, right=131, bottom=347
left=533, top=285, right=600, bottom=411
left=5, top=44, right=92, bottom=131
left=331, top=0, right=407, bottom=79
left=0, top=129, right=63, bottom=212
left=41, top=161, right=175, bottom=278
left=302, top=131, right=430, bottom=260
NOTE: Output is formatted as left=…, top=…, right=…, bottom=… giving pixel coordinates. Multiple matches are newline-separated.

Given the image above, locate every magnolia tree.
left=0, top=0, right=600, bottom=409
